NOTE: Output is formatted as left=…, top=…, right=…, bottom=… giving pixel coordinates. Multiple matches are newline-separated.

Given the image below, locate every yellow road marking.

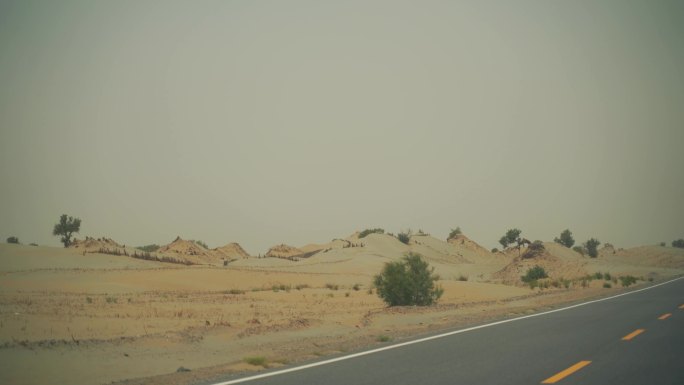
left=541, top=361, right=592, bottom=384
left=622, top=329, right=645, bottom=341
left=658, top=313, right=672, bottom=320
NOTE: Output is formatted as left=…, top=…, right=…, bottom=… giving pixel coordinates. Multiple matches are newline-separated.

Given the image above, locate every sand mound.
left=265, top=244, right=305, bottom=259
left=447, top=234, right=492, bottom=256
left=493, top=245, right=587, bottom=284
left=213, top=243, right=250, bottom=259
left=69, top=237, right=124, bottom=252
left=610, top=245, right=684, bottom=269
left=156, top=237, right=222, bottom=265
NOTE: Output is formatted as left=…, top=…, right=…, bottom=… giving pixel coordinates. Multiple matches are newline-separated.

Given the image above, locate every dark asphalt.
left=212, top=277, right=684, bottom=385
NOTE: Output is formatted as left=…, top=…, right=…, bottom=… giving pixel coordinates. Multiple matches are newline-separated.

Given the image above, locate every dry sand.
left=1, top=236, right=682, bottom=385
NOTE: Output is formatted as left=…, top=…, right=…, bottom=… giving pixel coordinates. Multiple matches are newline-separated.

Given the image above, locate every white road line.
left=212, top=276, right=684, bottom=385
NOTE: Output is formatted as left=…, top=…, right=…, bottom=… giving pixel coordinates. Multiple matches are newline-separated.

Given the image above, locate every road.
left=210, top=277, right=684, bottom=385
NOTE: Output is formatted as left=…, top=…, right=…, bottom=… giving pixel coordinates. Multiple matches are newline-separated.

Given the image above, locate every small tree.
left=448, top=227, right=462, bottom=240
left=584, top=238, right=601, bottom=258
left=6, top=236, right=19, bottom=244
left=373, top=253, right=443, bottom=306
left=52, top=214, right=81, bottom=247
left=554, top=229, right=575, bottom=248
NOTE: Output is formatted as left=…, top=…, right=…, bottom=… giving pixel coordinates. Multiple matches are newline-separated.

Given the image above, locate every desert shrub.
left=659, top=242, right=666, bottom=247
left=584, top=238, right=601, bottom=258
left=554, top=229, right=575, bottom=248
left=672, top=239, right=684, bottom=248
left=105, top=296, right=117, bottom=304
left=137, top=244, right=160, bottom=252
left=457, top=274, right=468, bottom=281
left=295, top=284, right=310, bottom=290
left=603, top=272, right=612, bottom=280
left=572, top=245, right=586, bottom=256
left=603, top=282, right=612, bottom=288
left=376, top=335, right=391, bottom=342
left=593, top=272, right=604, bottom=280
left=448, top=227, right=462, bottom=240
left=396, top=231, right=411, bottom=245
left=52, top=214, right=81, bottom=247
left=373, top=253, right=443, bottom=306
left=522, top=240, right=545, bottom=258
left=521, top=265, right=548, bottom=282
left=325, top=283, right=339, bottom=290
left=619, top=275, right=638, bottom=287
left=193, top=240, right=208, bottom=249
left=352, top=283, right=361, bottom=291
left=243, top=356, right=268, bottom=367
left=359, top=228, right=384, bottom=238
left=491, top=248, right=499, bottom=253
left=6, top=236, right=19, bottom=244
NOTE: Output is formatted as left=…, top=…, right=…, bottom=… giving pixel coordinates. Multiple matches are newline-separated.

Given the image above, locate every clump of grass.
left=295, top=284, right=310, bottom=290
left=243, top=356, right=268, bottom=367
left=86, top=297, right=93, bottom=304
left=604, top=272, right=612, bottom=280
left=352, top=283, right=361, bottom=291
left=325, top=283, right=339, bottom=290
left=345, top=292, right=350, bottom=297
left=376, top=335, right=391, bottom=342
left=105, top=296, right=117, bottom=304
left=593, top=272, right=604, bottom=280
left=603, top=282, right=612, bottom=288
left=272, top=284, right=291, bottom=292
left=619, top=275, right=638, bottom=287
left=224, top=289, right=245, bottom=295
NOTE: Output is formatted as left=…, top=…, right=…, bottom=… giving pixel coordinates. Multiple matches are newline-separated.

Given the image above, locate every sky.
left=1, top=0, right=683, bottom=254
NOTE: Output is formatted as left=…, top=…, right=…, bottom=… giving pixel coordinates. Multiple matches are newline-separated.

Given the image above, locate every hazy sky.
left=1, top=1, right=683, bottom=253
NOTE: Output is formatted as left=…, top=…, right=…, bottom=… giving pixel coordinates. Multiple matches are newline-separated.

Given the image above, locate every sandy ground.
left=1, top=237, right=682, bottom=385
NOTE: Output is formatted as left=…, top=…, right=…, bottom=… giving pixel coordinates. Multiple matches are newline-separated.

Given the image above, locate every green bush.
left=397, top=232, right=411, bottom=245
left=373, top=253, right=443, bottom=306
left=448, top=227, right=462, bottom=240
left=603, top=282, right=612, bottom=288
left=491, top=248, right=499, bottom=253
left=359, top=228, right=384, bottom=238
left=6, top=236, right=19, bottom=244
left=521, top=265, right=548, bottom=282
left=619, top=275, right=638, bottom=287
left=604, top=272, right=612, bottom=280
left=554, top=229, right=575, bottom=248
left=672, top=239, right=684, bottom=248
left=593, top=272, right=604, bottom=280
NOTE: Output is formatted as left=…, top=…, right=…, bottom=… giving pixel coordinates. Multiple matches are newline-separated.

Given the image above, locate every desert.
left=1, top=231, right=682, bottom=385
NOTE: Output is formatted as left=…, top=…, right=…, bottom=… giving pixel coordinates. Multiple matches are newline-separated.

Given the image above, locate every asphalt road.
left=211, top=277, right=684, bottom=385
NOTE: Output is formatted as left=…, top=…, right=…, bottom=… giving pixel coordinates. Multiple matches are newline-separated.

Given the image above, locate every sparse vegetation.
left=137, top=244, right=160, bottom=252
left=193, top=240, right=209, bottom=249
left=373, top=253, right=443, bottom=306
left=572, top=245, right=586, bottom=256
left=554, top=229, right=575, bottom=248
left=358, top=228, right=384, bottom=238
left=521, top=265, right=548, bottom=283
left=396, top=231, right=411, bottom=245
left=619, top=275, right=638, bottom=287
left=6, top=236, right=19, bottom=244
left=52, top=214, right=81, bottom=247
left=448, top=227, right=462, bottom=240
left=584, top=238, right=601, bottom=258
left=522, top=240, right=545, bottom=258
left=243, top=356, right=268, bottom=367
